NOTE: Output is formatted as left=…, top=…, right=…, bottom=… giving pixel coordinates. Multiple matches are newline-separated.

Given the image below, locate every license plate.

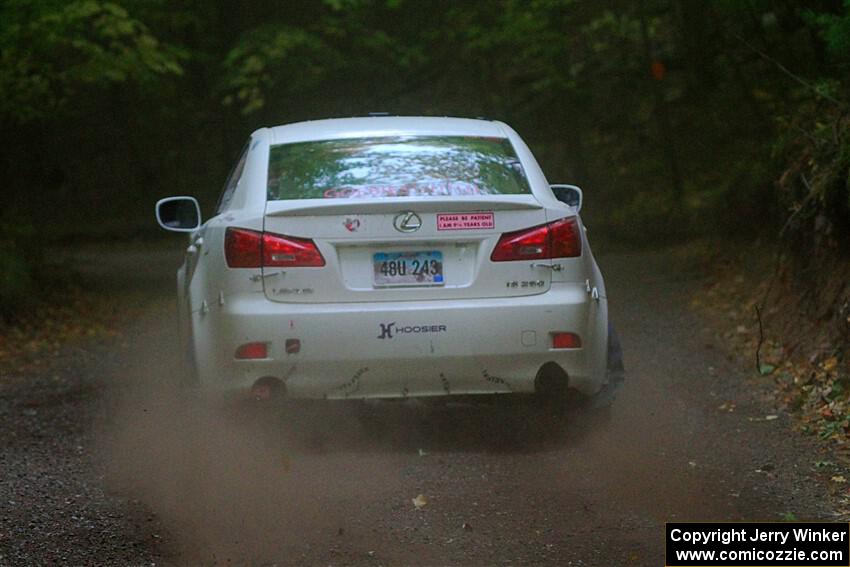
left=373, top=251, right=444, bottom=287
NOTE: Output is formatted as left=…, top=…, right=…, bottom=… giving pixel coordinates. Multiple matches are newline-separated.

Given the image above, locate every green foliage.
left=819, top=418, right=849, bottom=440
left=779, top=511, right=799, bottom=522
left=0, top=0, right=183, bottom=122
left=808, top=0, right=850, bottom=66
left=222, top=26, right=335, bottom=115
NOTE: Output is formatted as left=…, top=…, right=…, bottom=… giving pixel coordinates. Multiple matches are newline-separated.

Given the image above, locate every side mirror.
left=550, top=184, right=583, bottom=212
left=156, top=196, right=202, bottom=232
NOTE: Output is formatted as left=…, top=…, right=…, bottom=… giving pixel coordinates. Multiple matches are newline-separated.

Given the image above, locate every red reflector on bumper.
left=552, top=332, right=581, bottom=349
left=235, top=342, right=268, bottom=359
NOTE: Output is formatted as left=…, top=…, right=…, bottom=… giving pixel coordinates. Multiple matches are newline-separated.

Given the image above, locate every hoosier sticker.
left=436, top=212, right=495, bottom=230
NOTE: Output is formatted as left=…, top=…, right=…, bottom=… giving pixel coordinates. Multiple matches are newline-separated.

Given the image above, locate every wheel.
left=565, top=324, right=624, bottom=435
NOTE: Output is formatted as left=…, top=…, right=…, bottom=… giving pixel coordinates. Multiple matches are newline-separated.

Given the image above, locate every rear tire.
left=566, top=324, right=624, bottom=435
left=533, top=362, right=571, bottom=419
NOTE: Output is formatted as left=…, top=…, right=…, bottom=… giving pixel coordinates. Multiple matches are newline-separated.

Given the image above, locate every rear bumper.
left=192, top=283, right=608, bottom=399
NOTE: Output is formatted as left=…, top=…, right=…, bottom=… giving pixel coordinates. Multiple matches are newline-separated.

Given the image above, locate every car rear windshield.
left=266, top=135, right=531, bottom=200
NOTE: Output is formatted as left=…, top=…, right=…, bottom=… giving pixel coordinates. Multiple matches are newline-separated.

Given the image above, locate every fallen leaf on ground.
left=823, top=357, right=839, bottom=372
left=412, top=494, right=428, bottom=509
left=759, top=364, right=777, bottom=376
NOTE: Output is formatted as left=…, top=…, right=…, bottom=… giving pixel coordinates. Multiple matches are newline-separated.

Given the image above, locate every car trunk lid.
left=261, top=196, right=553, bottom=303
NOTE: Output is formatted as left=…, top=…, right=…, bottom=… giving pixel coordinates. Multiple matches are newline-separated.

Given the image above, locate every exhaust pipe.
left=251, top=376, right=284, bottom=401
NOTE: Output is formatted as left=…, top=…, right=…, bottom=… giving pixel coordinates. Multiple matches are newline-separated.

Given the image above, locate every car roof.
left=266, top=116, right=509, bottom=145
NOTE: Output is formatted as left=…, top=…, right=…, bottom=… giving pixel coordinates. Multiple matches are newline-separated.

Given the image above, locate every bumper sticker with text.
left=437, top=212, right=494, bottom=230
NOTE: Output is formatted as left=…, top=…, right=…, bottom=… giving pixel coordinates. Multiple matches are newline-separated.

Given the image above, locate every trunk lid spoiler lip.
left=265, top=195, right=544, bottom=217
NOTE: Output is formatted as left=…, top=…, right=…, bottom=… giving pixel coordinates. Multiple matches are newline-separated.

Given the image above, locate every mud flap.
left=589, top=323, right=625, bottom=409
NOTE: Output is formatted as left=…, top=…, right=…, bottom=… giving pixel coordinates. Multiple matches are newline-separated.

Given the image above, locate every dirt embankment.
left=690, top=239, right=850, bottom=480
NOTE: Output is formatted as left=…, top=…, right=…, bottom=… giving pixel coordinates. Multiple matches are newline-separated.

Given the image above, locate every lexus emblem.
left=393, top=211, right=422, bottom=233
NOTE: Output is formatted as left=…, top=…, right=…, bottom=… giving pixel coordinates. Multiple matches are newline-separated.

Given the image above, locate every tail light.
left=490, top=217, right=581, bottom=262
left=225, top=227, right=325, bottom=268
left=225, top=228, right=262, bottom=268
left=262, top=232, right=325, bottom=267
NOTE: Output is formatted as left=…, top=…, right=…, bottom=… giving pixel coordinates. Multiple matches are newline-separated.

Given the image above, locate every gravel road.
left=0, top=247, right=838, bottom=566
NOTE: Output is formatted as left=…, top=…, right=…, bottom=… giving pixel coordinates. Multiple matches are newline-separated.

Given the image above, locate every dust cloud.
left=94, top=301, right=706, bottom=565
left=95, top=306, right=402, bottom=563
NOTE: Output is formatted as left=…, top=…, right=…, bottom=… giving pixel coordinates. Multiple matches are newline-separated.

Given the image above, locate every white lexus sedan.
left=156, top=116, right=622, bottom=411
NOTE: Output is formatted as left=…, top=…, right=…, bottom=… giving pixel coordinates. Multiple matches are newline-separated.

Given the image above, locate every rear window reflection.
left=267, top=136, right=531, bottom=200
